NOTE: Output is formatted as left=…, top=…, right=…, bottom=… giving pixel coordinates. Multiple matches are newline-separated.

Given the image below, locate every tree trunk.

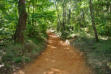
left=32, top=1, right=35, bottom=25
left=89, top=0, right=99, bottom=41
left=14, top=0, right=27, bottom=44
left=54, top=0, right=61, bottom=31
left=68, top=8, right=71, bottom=25
left=110, top=4, right=111, bottom=13
left=62, top=0, right=66, bottom=31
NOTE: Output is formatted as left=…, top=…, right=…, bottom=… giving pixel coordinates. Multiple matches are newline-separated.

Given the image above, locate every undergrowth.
left=71, top=36, right=111, bottom=74
left=0, top=36, right=47, bottom=74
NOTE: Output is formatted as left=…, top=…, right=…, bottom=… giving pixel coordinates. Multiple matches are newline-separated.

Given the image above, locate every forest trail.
left=15, top=32, right=93, bottom=74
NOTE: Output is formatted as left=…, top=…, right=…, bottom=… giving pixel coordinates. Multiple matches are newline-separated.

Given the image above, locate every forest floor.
left=15, top=32, right=93, bottom=74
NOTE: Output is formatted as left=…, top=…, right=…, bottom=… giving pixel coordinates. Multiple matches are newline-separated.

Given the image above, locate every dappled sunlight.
left=65, top=47, right=70, bottom=50
left=43, top=68, right=65, bottom=74
left=50, top=35, right=58, bottom=38
left=45, top=58, right=56, bottom=63
left=48, top=40, right=57, bottom=44
left=14, top=33, right=93, bottom=74
left=65, top=40, right=70, bottom=45
left=48, top=34, right=58, bottom=38
left=59, top=41, right=69, bottom=46
left=14, top=70, right=25, bottom=74
left=47, top=45, right=57, bottom=49
left=1, top=0, right=111, bottom=73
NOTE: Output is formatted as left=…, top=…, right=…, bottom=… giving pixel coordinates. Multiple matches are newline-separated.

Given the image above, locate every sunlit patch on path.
left=15, top=32, right=93, bottom=74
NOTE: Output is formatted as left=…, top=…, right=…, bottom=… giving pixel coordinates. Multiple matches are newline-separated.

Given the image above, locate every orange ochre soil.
left=15, top=33, right=93, bottom=74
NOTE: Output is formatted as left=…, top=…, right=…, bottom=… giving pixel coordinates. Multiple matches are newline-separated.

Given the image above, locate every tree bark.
left=89, top=0, right=99, bottom=41
left=14, top=0, right=27, bottom=44
left=68, top=8, right=71, bottom=24
left=54, top=0, right=61, bottom=31
left=62, top=0, right=66, bottom=30
left=32, top=1, right=35, bottom=25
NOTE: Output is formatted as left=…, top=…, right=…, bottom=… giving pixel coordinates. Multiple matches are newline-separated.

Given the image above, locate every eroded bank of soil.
left=15, top=33, right=93, bottom=74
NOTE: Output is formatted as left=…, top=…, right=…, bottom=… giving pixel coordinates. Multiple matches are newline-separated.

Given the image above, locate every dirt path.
left=16, top=33, right=93, bottom=74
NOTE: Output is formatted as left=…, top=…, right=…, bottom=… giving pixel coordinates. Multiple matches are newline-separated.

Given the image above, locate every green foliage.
left=72, top=36, right=111, bottom=74
left=1, top=38, right=47, bottom=73
left=97, top=24, right=111, bottom=36
left=55, top=0, right=111, bottom=39
left=25, top=0, right=55, bottom=42
left=0, top=0, right=111, bottom=73
left=2, top=44, right=24, bottom=63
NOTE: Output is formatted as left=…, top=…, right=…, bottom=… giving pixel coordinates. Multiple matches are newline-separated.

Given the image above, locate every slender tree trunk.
left=89, top=0, right=99, bottom=41
left=27, top=1, right=30, bottom=25
left=110, top=4, right=111, bottom=13
left=14, top=0, right=27, bottom=44
left=32, top=1, right=35, bottom=25
left=68, top=8, right=71, bottom=24
left=62, top=0, right=66, bottom=30
left=54, top=0, right=61, bottom=31
left=82, top=9, right=85, bottom=26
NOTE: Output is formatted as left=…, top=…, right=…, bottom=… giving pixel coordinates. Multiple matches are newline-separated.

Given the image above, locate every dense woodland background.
left=0, top=0, right=111, bottom=74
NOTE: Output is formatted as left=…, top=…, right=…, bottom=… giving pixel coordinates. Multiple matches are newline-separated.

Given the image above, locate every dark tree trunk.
left=14, top=0, right=27, bottom=44
left=27, top=1, right=31, bottom=25
left=68, top=8, right=71, bottom=24
left=62, top=0, right=66, bottom=30
left=89, top=0, right=99, bottom=41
